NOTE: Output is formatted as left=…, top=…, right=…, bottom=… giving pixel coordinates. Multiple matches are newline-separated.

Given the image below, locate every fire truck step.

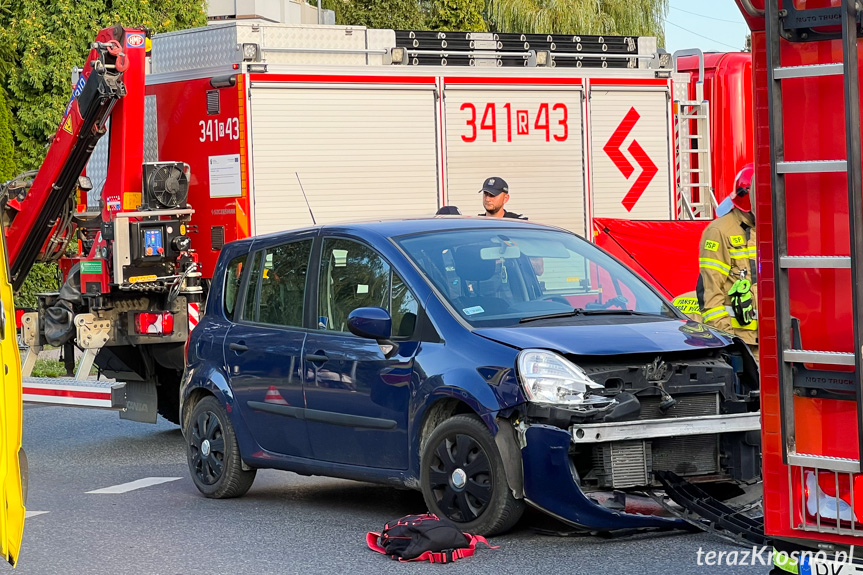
left=783, top=349, right=855, bottom=366
left=774, top=63, right=844, bottom=79
left=653, top=470, right=768, bottom=548
left=779, top=256, right=851, bottom=269
left=787, top=453, right=861, bottom=474
left=777, top=160, right=847, bottom=173
left=22, top=377, right=126, bottom=410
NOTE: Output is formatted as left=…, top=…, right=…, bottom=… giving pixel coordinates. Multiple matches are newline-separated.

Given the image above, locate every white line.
left=86, top=477, right=182, bottom=494
left=25, top=511, right=48, bottom=518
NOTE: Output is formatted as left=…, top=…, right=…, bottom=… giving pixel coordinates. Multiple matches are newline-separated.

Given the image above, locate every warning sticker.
left=62, top=115, right=73, bottom=135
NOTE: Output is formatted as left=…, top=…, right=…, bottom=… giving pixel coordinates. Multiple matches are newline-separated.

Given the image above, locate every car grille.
left=590, top=394, right=721, bottom=488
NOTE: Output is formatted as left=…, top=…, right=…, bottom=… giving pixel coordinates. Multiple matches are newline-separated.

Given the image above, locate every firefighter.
left=478, top=177, right=527, bottom=219
left=697, top=163, right=758, bottom=360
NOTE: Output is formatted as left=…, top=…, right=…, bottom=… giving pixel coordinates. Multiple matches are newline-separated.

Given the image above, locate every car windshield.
left=395, top=227, right=677, bottom=327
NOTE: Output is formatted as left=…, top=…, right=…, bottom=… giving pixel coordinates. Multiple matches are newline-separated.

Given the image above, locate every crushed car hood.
left=474, top=319, right=732, bottom=355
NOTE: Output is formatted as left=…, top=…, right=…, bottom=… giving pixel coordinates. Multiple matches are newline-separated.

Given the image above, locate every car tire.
left=185, top=396, right=255, bottom=498
left=420, top=414, right=524, bottom=536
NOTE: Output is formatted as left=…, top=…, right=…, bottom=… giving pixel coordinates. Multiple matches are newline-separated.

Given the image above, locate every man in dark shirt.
left=478, top=177, right=526, bottom=219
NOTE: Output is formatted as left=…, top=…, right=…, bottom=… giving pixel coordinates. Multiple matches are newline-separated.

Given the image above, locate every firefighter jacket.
left=696, top=208, right=758, bottom=345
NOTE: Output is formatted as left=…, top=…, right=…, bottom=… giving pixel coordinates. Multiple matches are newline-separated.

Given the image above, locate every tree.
left=324, top=0, right=425, bottom=30
left=485, top=0, right=668, bottom=45
left=427, top=0, right=487, bottom=32
left=1, top=0, right=207, bottom=171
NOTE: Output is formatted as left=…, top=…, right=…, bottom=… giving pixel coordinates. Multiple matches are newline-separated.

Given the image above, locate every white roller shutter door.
left=443, top=86, right=587, bottom=237
left=248, top=83, right=439, bottom=235
left=589, top=88, right=672, bottom=219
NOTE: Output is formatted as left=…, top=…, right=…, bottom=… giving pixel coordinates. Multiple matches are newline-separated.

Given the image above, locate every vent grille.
left=592, top=441, right=651, bottom=488
left=211, top=226, right=225, bottom=250
left=639, top=393, right=719, bottom=420
left=652, top=435, right=719, bottom=476
left=207, top=90, right=220, bottom=115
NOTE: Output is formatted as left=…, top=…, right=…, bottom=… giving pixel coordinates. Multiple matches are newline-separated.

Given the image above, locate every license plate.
left=801, top=555, right=863, bottom=575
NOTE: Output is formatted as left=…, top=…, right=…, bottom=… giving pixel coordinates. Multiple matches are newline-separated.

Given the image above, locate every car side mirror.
left=347, top=307, right=398, bottom=358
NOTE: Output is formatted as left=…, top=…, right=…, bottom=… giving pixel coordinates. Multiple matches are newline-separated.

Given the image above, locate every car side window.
left=257, top=239, right=313, bottom=327
left=391, top=271, right=418, bottom=338
left=242, top=251, right=262, bottom=322
left=223, top=254, right=247, bottom=321
left=318, top=238, right=390, bottom=332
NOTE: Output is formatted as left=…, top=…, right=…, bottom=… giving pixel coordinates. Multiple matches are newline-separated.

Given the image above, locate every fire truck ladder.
left=673, top=50, right=715, bottom=220
left=766, top=0, right=863, bottom=506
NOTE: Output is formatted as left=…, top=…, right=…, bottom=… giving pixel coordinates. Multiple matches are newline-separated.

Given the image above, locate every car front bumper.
left=520, top=413, right=762, bottom=531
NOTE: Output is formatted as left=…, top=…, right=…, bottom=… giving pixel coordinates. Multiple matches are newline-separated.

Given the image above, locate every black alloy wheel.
left=185, top=396, right=255, bottom=498
left=420, top=414, right=524, bottom=536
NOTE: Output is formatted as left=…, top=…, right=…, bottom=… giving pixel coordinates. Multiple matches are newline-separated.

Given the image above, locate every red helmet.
left=731, top=163, right=754, bottom=212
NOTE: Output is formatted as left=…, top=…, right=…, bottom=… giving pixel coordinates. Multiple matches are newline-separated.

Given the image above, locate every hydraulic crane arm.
left=3, top=27, right=135, bottom=290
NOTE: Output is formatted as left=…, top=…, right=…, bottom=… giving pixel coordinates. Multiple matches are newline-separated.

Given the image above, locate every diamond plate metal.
left=144, top=95, right=158, bottom=164
left=87, top=122, right=109, bottom=207
left=151, top=24, right=242, bottom=74
left=151, top=22, right=396, bottom=73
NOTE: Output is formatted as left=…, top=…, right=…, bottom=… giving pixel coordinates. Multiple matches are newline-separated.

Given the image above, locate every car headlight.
left=517, top=349, right=615, bottom=409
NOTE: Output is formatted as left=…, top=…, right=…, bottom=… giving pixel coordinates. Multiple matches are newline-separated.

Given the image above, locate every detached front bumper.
left=520, top=412, right=762, bottom=531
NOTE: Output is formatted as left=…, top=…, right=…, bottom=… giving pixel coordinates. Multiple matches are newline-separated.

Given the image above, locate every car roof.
left=231, top=216, right=565, bottom=247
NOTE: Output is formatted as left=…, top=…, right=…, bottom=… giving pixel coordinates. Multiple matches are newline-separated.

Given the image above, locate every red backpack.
left=366, top=513, right=498, bottom=564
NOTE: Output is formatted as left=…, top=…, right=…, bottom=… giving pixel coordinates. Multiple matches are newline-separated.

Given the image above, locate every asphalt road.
left=17, top=405, right=770, bottom=575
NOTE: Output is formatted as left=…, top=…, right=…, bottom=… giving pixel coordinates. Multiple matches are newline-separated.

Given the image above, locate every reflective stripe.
left=729, top=247, right=756, bottom=259
left=699, top=262, right=730, bottom=276
left=702, top=307, right=729, bottom=321
left=731, top=318, right=758, bottom=330
left=725, top=305, right=757, bottom=319
left=699, top=257, right=731, bottom=271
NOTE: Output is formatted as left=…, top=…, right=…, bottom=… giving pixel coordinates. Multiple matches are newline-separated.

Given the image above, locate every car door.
left=0, top=224, right=24, bottom=565
left=224, top=233, right=314, bottom=458
left=302, top=236, right=418, bottom=469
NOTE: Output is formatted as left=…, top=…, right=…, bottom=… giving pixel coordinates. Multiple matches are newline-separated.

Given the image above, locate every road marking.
left=86, top=477, right=182, bottom=494
left=25, top=511, right=48, bottom=518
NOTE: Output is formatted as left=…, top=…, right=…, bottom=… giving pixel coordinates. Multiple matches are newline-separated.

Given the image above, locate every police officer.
left=478, top=177, right=526, bottom=219
left=697, top=164, right=758, bottom=359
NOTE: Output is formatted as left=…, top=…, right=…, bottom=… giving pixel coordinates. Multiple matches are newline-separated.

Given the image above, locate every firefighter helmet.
left=731, top=163, right=754, bottom=213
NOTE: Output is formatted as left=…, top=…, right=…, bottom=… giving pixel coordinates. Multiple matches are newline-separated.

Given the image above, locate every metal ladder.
left=675, top=100, right=715, bottom=220
left=673, top=50, right=715, bottom=220
left=766, top=0, right=863, bottom=474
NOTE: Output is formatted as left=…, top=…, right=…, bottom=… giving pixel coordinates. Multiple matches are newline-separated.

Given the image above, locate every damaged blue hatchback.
left=181, top=217, right=761, bottom=536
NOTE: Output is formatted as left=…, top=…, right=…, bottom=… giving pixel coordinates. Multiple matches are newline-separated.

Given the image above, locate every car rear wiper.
left=519, top=309, right=582, bottom=323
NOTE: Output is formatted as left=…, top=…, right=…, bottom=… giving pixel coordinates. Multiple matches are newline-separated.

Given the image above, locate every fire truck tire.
left=185, top=396, right=256, bottom=498
left=420, top=414, right=524, bottom=536
left=155, top=365, right=181, bottom=425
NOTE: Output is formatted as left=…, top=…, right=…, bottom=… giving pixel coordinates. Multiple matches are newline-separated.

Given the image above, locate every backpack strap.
left=366, top=532, right=386, bottom=555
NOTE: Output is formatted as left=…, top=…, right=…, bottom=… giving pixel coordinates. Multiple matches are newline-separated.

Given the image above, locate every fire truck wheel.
left=186, top=396, right=256, bottom=498
left=420, top=414, right=524, bottom=536
left=155, top=365, right=181, bottom=425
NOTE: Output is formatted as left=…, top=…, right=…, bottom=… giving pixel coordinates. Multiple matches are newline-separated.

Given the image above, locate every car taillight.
left=134, top=312, right=174, bottom=335
left=804, top=470, right=859, bottom=523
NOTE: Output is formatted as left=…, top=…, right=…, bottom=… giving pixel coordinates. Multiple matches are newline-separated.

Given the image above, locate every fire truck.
left=736, top=0, right=863, bottom=571
left=5, top=10, right=754, bottom=427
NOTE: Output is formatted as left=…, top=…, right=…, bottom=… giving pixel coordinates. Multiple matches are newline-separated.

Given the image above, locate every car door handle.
left=229, top=342, right=249, bottom=352
left=304, top=353, right=328, bottom=363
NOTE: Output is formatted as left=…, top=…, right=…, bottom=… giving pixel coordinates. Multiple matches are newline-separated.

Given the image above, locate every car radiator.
left=591, top=394, right=720, bottom=489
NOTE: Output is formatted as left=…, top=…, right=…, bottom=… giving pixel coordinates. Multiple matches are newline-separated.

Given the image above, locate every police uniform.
left=696, top=208, right=758, bottom=349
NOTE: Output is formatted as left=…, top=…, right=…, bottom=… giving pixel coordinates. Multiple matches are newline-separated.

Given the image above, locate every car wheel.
left=420, top=414, right=524, bottom=536
left=186, top=396, right=255, bottom=498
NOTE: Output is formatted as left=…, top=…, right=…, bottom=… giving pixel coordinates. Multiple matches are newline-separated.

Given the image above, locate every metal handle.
left=304, top=353, right=328, bottom=363
left=229, top=342, right=248, bottom=352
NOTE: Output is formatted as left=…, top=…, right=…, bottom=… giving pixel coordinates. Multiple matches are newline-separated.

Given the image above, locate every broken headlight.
left=517, top=349, right=615, bottom=409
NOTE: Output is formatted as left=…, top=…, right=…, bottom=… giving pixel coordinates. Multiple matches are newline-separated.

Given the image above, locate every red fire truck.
left=736, top=0, right=863, bottom=571
left=6, top=17, right=753, bottom=428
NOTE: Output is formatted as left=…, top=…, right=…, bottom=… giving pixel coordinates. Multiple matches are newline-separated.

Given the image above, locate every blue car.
left=181, top=217, right=760, bottom=535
